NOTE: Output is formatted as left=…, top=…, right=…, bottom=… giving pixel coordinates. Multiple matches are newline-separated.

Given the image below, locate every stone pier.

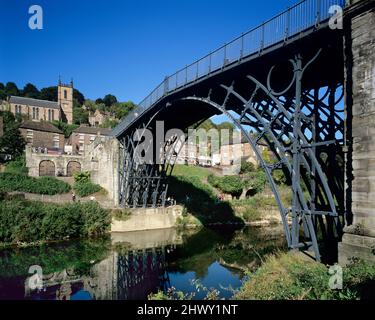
left=339, top=0, right=375, bottom=264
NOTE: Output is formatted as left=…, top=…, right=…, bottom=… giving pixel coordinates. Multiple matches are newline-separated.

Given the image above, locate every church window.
left=64, top=90, right=67, bottom=99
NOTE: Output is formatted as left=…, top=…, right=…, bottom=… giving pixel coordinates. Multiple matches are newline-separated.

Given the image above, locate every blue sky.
left=0, top=0, right=297, bottom=103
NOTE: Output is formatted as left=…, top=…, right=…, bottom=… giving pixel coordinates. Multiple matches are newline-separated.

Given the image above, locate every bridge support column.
left=339, top=0, right=375, bottom=265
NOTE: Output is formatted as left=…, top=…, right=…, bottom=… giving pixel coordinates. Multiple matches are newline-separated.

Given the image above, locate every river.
left=0, top=225, right=287, bottom=300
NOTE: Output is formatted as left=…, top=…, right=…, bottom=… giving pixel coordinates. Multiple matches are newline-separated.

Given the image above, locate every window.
left=51, top=110, right=54, bottom=121
left=48, top=109, right=51, bottom=121
left=32, top=107, right=36, bottom=119
left=64, top=90, right=67, bottom=99
left=26, top=130, right=33, bottom=144
left=53, top=135, right=60, bottom=148
left=15, top=105, right=22, bottom=114
left=36, top=108, right=39, bottom=120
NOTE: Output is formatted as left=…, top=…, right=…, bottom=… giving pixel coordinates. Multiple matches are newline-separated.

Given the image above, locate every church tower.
left=58, top=79, right=74, bottom=124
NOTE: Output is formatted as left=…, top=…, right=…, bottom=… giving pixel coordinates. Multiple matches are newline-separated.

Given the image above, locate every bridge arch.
left=115, top=49, right=345, bottom=262
left=39, top=160, right=56, bottom=177
left=67, top=161, right=82, bottom=177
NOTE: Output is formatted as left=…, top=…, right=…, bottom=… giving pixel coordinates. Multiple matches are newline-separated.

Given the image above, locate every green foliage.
left=103, top=94, right=117, bottom=107
left=0, top=172, right=71, bottom=195
left=0, top=200, right=110, bottom=244
left=39, top=86, right=57, bottom=101
left=74, top=171, right=91, bottom=183
left=243, top=171, right=267, bottom=194
left=240, top=161, right=255, bottom=174
left=73, top=104, right=89, bottom=124
left=74, top=181, right=102, bottom=197
left=112, top=209, right=131, bottom=221
left=0, top=111, right=25, bottom=159
left=22, top=83, right=40, bottom=98
left=52, top=121, right=79, bottom=138
left=272, top=169, right=288, bottom=185
left=73, top=172, right=101, bottom=197
left=4, top=82, right=19, bottom=96
left=208, top=174, right=244, bottom=197
left=4, top=154, right=28, bottom=175
left=100, top=118, right=119, bottom=129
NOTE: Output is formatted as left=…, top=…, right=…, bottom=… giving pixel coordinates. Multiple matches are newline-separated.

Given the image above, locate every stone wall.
left=340, top=1, right=375, bottom=264
left=111, top=206, right=183, bottom=232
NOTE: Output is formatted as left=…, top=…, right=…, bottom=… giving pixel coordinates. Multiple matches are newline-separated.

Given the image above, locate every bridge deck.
left=112, top=0, right=345, bottom=138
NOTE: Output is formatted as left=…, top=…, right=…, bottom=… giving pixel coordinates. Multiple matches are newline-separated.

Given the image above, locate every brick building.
left=19, top=120, right=65, bottom=151
left=69, top=125, right=111, bottom=155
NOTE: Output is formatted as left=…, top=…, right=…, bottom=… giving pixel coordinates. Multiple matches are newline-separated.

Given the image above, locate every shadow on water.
left=168, top=176, right=244, bottom=226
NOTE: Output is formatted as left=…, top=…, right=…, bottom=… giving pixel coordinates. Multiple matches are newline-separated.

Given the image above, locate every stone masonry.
left=339, top=0, right=375, bottom=264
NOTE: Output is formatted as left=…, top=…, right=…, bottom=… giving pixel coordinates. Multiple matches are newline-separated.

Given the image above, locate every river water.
left=0, top=225, right=287, bottom=300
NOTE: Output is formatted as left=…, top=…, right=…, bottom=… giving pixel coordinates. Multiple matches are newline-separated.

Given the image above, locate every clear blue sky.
left=0, top=0, right=297, bottom=103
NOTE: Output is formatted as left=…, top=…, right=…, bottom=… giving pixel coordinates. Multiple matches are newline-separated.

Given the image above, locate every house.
left=19, top=120, right=65, bottom=151
left=69, top=125, right=111, bottom=155
left=89, top=109, right=107, bottom=127
left=0, top=80, right=74, bottom=124
left=220, top=134, right=268, bottom=167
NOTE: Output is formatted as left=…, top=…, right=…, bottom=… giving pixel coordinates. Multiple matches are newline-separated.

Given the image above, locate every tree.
left=103, top=94, right=117, bottom=107
left=95, top=98, right=104, bottom=105
left=22, top=83, right=40, bottom=99
left=40, top=86, right=58, bottom=101
left=5, top=82, right=19, bottom=96
left=0, top=83, right=4, bottom=90
left=110, top=101, right=136, bottom=119
left=0, top=111, right=25, bottom=159
left=73, top=105, right=89, bottom=124
left=73, top=89, right=85, bottom=106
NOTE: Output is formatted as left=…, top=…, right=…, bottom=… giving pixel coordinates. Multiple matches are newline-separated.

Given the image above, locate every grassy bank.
left=0, top=199, right=110, bottom=246
left=170, top=165, right=290, bottom=226
left=235, top=252, right=375, bottom=300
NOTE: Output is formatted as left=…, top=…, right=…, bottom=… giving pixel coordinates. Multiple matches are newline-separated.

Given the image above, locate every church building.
left=1, top=80, right=74, bottom=124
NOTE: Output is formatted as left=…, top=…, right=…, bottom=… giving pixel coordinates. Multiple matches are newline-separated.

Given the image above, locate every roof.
left=9, top=96, right=60, bottom=109
left=73, top=126, right=111, bottom=136
left=19, top=120, right=63, bottom=134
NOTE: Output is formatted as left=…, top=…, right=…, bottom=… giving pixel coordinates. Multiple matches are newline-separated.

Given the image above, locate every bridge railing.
left=113, top=0, right=345, bottom=137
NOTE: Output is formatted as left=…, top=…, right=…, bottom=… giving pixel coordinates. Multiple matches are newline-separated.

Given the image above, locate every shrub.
left=4, top=155, right=28, bottom=175
left=0, top=200, right=110, bottom=244
left=74, top=171, right=91, bottom=183
left=243, top=171, right=267, bottom=194
left=240, top=161, right=255, bottom=174
left=74, top=181, right=102, bottom=197
left=207, top=174, right=244, bottom=197
left=0, top=172, right=71, bottom=195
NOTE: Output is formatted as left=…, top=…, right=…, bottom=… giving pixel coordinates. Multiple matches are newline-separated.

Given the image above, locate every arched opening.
left=67, top=161, right=81, bottom=177
left=39, top=160, right=55, bottom=177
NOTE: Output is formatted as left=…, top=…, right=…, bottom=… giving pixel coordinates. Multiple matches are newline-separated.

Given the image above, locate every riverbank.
left=0, top=199, right=110, bottom=248
left=235, top=251, right=375, bottom=300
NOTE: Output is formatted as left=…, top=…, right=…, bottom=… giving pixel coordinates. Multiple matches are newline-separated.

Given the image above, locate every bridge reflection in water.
left=24, top=229, right=182, bottom=300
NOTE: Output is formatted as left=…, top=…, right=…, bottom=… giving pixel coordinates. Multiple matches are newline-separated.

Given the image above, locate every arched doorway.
left=39, top=160, right=55, bottom=177
left=67, top=161, right=81, bottom=177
